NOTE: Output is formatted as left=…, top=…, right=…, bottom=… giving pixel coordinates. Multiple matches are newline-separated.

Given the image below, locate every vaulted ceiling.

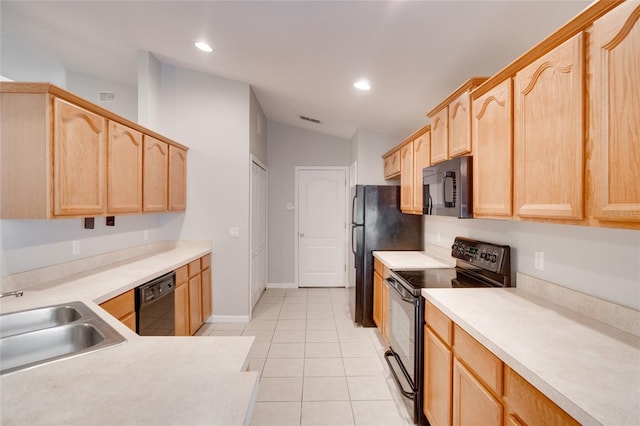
left=1, top=1, right=590, bottom=139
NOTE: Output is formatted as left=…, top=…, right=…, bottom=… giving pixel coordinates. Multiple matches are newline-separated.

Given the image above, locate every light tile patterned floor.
left=198, top=288, right=414, bottom=426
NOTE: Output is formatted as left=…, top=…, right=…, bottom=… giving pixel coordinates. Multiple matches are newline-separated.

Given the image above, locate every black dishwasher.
left=135, top=271, right=175, bottom=336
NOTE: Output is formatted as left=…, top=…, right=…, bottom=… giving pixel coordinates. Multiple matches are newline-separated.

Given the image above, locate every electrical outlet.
left=534, top=250, right=544, bottom=271
left=143, top=230, right=149, bottom=241
left=229, top=227, right=240, bottom=238
left=72, top=240, right=80, bottom=255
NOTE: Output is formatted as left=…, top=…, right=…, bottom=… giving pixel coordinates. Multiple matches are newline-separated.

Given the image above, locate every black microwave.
left=423, top=156, right=473, bottom=218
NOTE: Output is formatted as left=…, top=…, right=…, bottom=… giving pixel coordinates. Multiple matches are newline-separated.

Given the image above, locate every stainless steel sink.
left=0, top=304, right=84, bottom=338
left=0, top=302, right=126, bottom=375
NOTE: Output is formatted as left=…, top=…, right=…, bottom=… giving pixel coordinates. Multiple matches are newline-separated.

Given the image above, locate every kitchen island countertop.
left=0, top=243, right=259, bottom=426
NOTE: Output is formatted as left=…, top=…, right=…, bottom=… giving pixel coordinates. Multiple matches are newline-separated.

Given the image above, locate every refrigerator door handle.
left=351, top=192, right=363, bottom=226
left=351, top=224, right=357, bottom=255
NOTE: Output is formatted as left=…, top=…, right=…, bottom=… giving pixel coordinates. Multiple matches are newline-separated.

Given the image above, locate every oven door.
left=386, top=278, right=417, bottom=380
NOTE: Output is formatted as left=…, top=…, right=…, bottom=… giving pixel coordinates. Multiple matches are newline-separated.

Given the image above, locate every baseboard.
left=206, top=314, right=250, bottom=323
left=267, top=282, right=298, bottom=289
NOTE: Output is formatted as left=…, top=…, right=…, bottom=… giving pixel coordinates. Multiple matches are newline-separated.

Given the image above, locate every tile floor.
left=197, top=287, right=414, bottom=426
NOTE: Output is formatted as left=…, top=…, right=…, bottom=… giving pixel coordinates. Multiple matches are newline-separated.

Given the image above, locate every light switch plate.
left=229, top=227, right=240, bottom=238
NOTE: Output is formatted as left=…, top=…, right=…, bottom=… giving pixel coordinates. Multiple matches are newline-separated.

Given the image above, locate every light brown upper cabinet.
left=169, top=145, right=187, bottom=211
left=400, top=142, right=414, bottom=213
left=0, top=83, right=188, bottom=219
left=398, top=125, right=430, bottom=215
left=514, top=33, right=584, bottom=221
left=143, top=136, right=169, bottom=212
left=588, top=1, right=640, bottom=228
left=108, top=121, right=143, bottom=214
left=383, top=148, right=401, bottom=179
left=472, top=78, right=513, bottom=218
left=53, top=98, right=108, bottom=217
left=413, top=130, right=431, bottom=215
left=427, top=78, right=488, bottom=165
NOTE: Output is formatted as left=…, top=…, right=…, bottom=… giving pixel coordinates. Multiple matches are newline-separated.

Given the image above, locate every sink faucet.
left=0, top=290, right=24, bottom=299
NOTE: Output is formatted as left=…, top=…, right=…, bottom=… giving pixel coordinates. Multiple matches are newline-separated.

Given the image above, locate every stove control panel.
left=451, top=237, right=509, bottom=274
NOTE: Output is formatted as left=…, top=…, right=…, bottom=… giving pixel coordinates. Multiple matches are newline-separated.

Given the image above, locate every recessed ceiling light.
left=195, top=41, right=213, bottom=53
left=353, top=79, right=371, bottom=91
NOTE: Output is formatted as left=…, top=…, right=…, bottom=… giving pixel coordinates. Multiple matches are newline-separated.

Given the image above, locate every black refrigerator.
left=349, top=185, right=423, bottom=327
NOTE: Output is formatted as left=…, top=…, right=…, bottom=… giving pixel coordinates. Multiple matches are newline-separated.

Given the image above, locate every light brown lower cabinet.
left=453, top=359, right=502, bottom=426
left=424, top=300, right=579, bottom=426
left=174, top=265, right=189, bottom=336
left=99, top=289, right=136, bottom=332
left=373, top=258, right=391, bottom=344
left=173, top=254, right=212, bottom=336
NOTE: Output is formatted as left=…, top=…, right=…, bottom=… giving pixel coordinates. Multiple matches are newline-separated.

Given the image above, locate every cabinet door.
left=589, top=2, right=640, bottom=226
left=514, top=33, right=584, bottom=220
left=449, top=91, right=472, bottom=157
left=400, top=142, right=414, bottom=213
left=169, top=145, right=187, bottom=211
left=381, top=279, right=389, bottom=343
left=53, top=98, right=107, bottom=216
left=174, top=282, right=190, bottom=336
left=373, top=270, right=383, bottom=329
left=108, top=121, right=142, bottom=213
left=143, top=136, right=168, bottom=212
left=430, top=108, right=449, bottom=164
left=188, top=274, right=203, bottom=335
left=452, top=359, right=502, bottom=426
left=472, top=79, right=513, bottom=218
left=413, top=132, right=430, bottom=214
left=201, top=266, right=212, bottom=321
left=424, top=327, right=453, bottom=426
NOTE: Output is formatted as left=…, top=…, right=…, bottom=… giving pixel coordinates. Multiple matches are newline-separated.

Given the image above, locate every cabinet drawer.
left=175, top=265, right=188, bottom=286
left=100, top=289, right=135, bottom=320
left=188, top=259, right=201, bottom=277
left=454, top=324, right=503, bottom=395
left=426, top=301, right=452, bottom=346
left=504, top=367, right=579, bottom=426
left=201, top=253, right=211, bottom=270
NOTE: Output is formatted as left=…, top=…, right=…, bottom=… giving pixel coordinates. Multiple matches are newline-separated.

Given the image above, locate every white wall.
left=137, top=50, right=161, bottom=129
left=66, top=70, right=137, bottom=121
left=267, top=121, right=350, bottom=284
left=0, top=33, right=66, bottom=86
left=250, top=88, right=267, bottom=165
left=350, top=129, right=403, bottom=185
left=1, top=215, right=164, bottom=277
left=154, top=63, right=252, bottom=317
left=423, top=216, right=640, bottom=310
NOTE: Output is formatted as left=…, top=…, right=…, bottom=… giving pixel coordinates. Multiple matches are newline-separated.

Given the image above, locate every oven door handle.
left=385, top=278, right=416, bottom=304
left=384, top=349, right=416, bottom=399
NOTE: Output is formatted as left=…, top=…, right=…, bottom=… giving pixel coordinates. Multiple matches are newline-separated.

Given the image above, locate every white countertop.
left=422, top=287, right=640, bottom=426
left=373, top=250, right=455, bottom=270
left=0, top=244, right=259, bottom=426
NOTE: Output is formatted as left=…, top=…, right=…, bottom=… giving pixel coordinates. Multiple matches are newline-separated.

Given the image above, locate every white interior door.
left=250, top=160, right=267, bottom=309
left=297, top=168, right=347, bottom=287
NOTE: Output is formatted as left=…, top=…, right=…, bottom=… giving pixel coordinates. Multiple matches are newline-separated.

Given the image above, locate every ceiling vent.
left=299, top=115, right=321, bottom=124
left=98, top=91, right=116, bottom=102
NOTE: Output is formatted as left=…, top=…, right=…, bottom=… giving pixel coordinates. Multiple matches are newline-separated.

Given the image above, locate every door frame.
left=294, top=166, right=349, bottom=287
left=249, top=155, right=268, bottom=316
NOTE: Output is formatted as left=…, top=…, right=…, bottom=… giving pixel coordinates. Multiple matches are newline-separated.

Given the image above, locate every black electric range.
left=384, top=237, right=511, bottom=425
